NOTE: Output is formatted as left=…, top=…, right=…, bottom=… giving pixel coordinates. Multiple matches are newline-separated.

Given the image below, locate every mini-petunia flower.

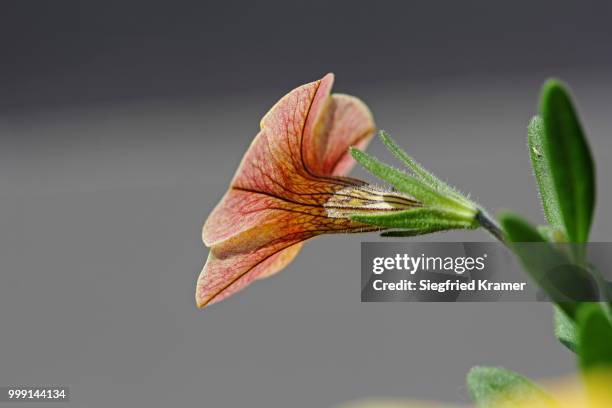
left=197, top=74, right=421, bottom=307
left=197, top=74, right=481, bottom=308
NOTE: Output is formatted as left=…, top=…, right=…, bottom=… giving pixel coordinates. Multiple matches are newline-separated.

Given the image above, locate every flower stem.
left=476, top=210, right=506, bottom=244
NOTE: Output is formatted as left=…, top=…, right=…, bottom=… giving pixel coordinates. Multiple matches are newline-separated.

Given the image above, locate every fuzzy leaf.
left=467, top=366, right=555, bottom=408
left=528, top=116, right=564, bottom=230
left=540, top=80, right=595, bottom=243
left=577, top=303, right=612, bottom=372
left=554, top=305, right=578, bottom=353
left=351, top=207, right=477, bottom=230
left=350, top=148, right=467, bottom=211
left=379, top=131, right=459, bottom=197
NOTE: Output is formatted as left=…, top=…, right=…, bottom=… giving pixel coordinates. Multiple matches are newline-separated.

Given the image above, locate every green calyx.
left=348, top=131, right=480, bottom=235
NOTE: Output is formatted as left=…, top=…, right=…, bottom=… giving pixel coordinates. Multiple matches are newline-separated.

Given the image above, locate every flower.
left=196, top=74, right=419, bottom=308
left=197, top=74, right=483, bottom=308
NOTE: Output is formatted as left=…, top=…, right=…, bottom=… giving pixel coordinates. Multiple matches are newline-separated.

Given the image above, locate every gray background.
left=1, top=1, right=611, bottom=407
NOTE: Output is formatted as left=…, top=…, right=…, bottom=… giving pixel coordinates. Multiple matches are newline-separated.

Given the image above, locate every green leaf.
left=498, top=212, right=546, bottom=243
left=540, top=80, right=595, bottom=243
left=554, top=305, right=578, bottom=353
left=349, top=148, right=469, bottom=211
left=351, top=207, right=477, bottom=230
left=379, top=130, right=459, bottom=196
left=528, top=116, right=564, bottom=230
left=498, top=212, right=600, bottom=319
left=577, top=303, right=612, bottom=372
left=467, top=366, right=555, bottom=408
